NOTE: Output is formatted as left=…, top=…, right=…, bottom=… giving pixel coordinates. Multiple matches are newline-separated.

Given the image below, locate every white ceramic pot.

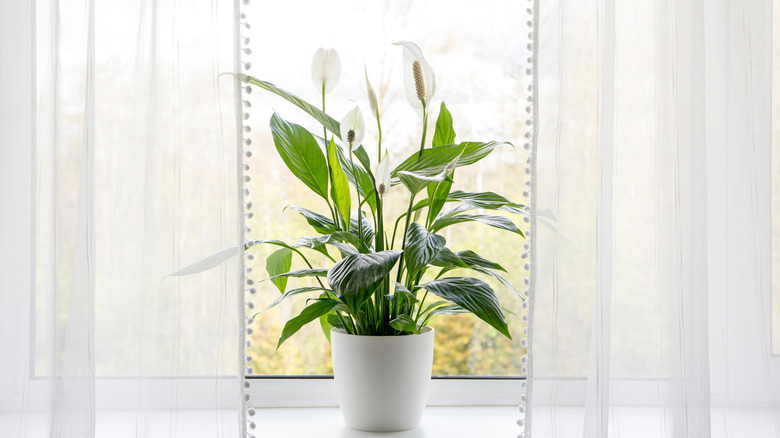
left=330, top=327, right=435, bottom=432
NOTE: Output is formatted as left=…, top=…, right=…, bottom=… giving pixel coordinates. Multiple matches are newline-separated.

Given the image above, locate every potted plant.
left=245, top=42, right=525, bottom=432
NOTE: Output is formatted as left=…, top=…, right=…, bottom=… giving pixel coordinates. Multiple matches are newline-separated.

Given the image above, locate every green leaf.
left=387, top=282, right=419, bottom=305
left=443, top=190, right=525, bottom=214
left=328, top=139, right=351, bottom=232
left=245, top=76, right=342, bottom=139
left=266, top=268, right=328, bottom=281
left=430, top=213, right=524, bottom=237
left=427, top=303, right=469, bottom=316
left=456, top=250, right=506, bottom=272
left=288, top=206, right=336, bottom=234
left=403, top=222, right=446, bottom=278
left=421, top=277, right=511, bottom=339
left=432, top=102, right=455, bottom=147
left=350, top=210, right=375, bottom=251
left=471, top=266, right=524, bottom=301
left=270, top=113, right=329, bottom=199
left=430, top=247, right=470, bottom=270
left=266, top=248, right=293, bottom=293
left=391, top=141, right=510, bottom=185
left=327, top=250, right=403, bottom=315
left=278, top=299, right=339, bottom=349
left=390, top=314, right=420, bottom=334
left=254, top=286, right=330, bottom=315
left=319, top=313, right=333, bottom=342
left=326, top=140, right=376, bottom=214
left=397, top=154, right=459, bottom=196
left=426, top=178, right=453, bottom=226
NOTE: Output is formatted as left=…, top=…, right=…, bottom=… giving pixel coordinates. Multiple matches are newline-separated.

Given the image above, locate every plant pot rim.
left=331, top=326, right=433, bottom=338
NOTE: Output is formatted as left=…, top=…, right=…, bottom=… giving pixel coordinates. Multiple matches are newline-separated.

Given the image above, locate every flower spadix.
left=311, top=48, right=341, bottom=94
left=395, top=41, right=436, bottom=115
left=376, top=151, right=391, bottom=197
left=340, top=106, right=365, bottom=151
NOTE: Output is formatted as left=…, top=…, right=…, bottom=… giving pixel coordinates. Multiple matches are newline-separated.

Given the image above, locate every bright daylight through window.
left=241, top=0, right=532, bottom=376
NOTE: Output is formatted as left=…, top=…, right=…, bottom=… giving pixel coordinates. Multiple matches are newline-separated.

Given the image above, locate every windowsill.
left=251, top=406, right=521, bottom=437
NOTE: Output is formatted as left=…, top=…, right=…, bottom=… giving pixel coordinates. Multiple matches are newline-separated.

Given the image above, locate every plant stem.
left=349, top=150, right=364, bottom=246
left=414, top=289, right=429, bottom=326
left=417, top=100, right=428, bottom=160
left=395, top=192, right=417, bottom=284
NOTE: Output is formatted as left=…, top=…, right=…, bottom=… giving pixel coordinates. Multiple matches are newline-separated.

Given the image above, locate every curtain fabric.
left=0, top=0, right=243, bottom=437
left=527, top=0, right=780, bottom=436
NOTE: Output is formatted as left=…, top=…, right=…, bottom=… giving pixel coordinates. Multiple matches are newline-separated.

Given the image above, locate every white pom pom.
left=246, top=301, right=254, bottom=310
left=247, top=407, right=256, bottom=416
left=244, top=393, right=250, bottom=401
left=246, top=278, right=254, bottom=286
left=521, top=338, right=528, bottom=347
left=246, top=327, right=253, bottom=335
left=246, top=201, right=253, bottom=210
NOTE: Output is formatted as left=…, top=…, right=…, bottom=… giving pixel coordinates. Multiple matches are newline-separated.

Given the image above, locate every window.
left=240, top=0, right=532, bottom=379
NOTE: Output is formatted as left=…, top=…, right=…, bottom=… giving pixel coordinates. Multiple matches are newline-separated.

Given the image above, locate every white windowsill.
left=251, top=406, right=521, bottom=438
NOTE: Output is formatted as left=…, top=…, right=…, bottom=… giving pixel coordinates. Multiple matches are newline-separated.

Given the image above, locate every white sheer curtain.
left=527, top=0, right=780, bottom=436
left=0, top=0, right=244, bottom=437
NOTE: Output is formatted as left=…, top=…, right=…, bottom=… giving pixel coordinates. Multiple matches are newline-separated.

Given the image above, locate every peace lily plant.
left=244, top=42, right=525, bottom=349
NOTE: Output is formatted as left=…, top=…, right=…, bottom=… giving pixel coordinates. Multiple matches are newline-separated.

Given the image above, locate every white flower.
left=364, top=66, right=379, bottom=119
left=340, top=106, right=365, bottom=151
left=311, top=48, right=341, bottom=94
left=376, top=151, right=391, bottom=197
left=395, top=41, right=436, bottom=115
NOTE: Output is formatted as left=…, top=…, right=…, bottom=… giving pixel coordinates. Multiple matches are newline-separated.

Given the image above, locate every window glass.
left=242, top=0, right=531, bottom=376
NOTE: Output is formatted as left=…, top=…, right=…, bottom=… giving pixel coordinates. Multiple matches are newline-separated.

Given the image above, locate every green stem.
left=349, top=149, right=364, bottom=247
left=414, top=289, right=429, bottom=326
left=417, top=100, right=428, bottom=160
left=395, top=192, right=417, bottom=284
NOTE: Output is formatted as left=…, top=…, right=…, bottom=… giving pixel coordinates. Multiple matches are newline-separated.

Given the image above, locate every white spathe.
left=376, top=151, right=391, bottom=197
left=395, top=41, right=436, bottom=117
left=330, top=327, right=435, bottom=432
left=340, top=106, right=365, bottom=151
left=311, top=48, right=342, bottom=94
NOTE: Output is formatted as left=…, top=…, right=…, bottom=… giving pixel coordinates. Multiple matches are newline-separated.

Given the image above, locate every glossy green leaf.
left=421, top=277, right=510, bottom=339
left=328, top=139, right=351, bottom=231
left=266, top=248, right=293, bottom=293
left=335, top=144, right=377, bottom=214
left=270, top=112, right=329, bottom=199
left=456, top=250, right=506, bottom=272
left=430, top=213, right=524, bottom=237
left=266, top=268, right=328, bottom=281
left=426, top=178, right=453, bottom=226
left=327, top=250, right=402, bottom=315
left=432, top=102, right=455, bottom=147
left=403, top=222, right=445, bottom=278
left=397, top=154, right=459, bottom=196
left=391, top=141, right=509, bottom=185
left=350, top=210, right=375, bottom=251
left=430, top=247, right=470, bottom=270
left=245, top=76, right=342, bottom=139
left=278, top=299, right=340, bottom=349
left=390, top=314, right=420, bottom=334
left=387, top=282, right=419, bottom=305
left=471, top=266, right=524, bottom=301
left=287, top=206, right=336, bottom=234
left=255, top=286, right=330, bottom=315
